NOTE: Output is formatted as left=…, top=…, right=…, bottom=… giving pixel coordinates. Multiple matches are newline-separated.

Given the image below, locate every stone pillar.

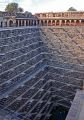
left=17, top=20, right=19, bottom=27
left=0, top=22, right=1, bottom=27
left=59, top=20, right=62, bottom=26
left=21, top=20, right=23, bottom=26
left=30, top=20, right=32, bottom=26
left=13, top=20, right=16, bottom=27
left=29, top=20, right=31, bottom=26
left=79, top=20, right=81, bottom=26
left=43, top=20, right=45, bottom=26
left=7, top=20, right=9, bottom=27
left=2, top=21, right=6, bottom=27
left=17, top=20, right=20, bottom=27
left=65, top=20, right=66, bottom=26
left=31, top=20, right=33, bottom=26
left=55, top=20, right=57, bottom=26
left=47, top=20, right=48, bottom=26
left=24, top=20, right=26, bottom=26
left=39, top=20, right=41, bottom=26
left=74, top=20, right=76, bottom=26
left=36, top=20, right=38, bottom=26
left=69, top=20, right=71, bottom=26
left=27, top=20, right=29, bottom=26
left=4, top=19, right=9, bottom=27
left=51, top=20, right=52, bottom=26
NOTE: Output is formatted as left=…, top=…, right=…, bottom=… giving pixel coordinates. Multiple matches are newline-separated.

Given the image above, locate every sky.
left=0, top=0, right=84, bottom=14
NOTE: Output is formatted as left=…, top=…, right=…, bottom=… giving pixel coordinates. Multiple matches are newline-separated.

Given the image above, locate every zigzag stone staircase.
left=0, top=26, right=84, bottom=120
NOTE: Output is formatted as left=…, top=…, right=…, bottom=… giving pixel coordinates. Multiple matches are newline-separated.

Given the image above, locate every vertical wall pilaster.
left=47, top=20, right=48, bottom=26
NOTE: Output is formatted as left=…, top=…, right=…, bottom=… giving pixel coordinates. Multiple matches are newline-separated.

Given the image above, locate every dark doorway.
left=9, top=20, right=13, bottom=27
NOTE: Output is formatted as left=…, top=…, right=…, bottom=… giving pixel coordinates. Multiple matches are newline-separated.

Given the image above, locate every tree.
left=5, top=2, right=18, bottom=13
left=5, top=2, right=24, bottom=13
left=18, top=7, right=24, bottom=13
left=24, top=11, right=32, bottom=17
left=24, top=11, right=30, bottom=14
left=68, top=7, right=77, bottom=11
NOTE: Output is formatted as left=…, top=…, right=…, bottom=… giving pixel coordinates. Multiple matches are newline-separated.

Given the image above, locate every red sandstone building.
left=0, top=11, right=84, bottom=27
left=35, top=11, right=84, bottom=26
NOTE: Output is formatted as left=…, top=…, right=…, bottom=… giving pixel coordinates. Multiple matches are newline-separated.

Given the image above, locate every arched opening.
left=9, top=20, right=13, bottom=27
left=41, top=20, right=43, bottom=26
left=76, top=20, right=80, bottom=26
left=31, top=20, right=33, bottom=26
left=16, top=20, right=18, bottom=27
left=34, top=21, right=37, bottom=26
left=29, top=20, right=31, bottom=26
left=52, top=20, right=55, bottom=26
left=26, top=21, right=28, bottom=26
left=71, top=20, right=74, bottom=26
left=33, top=20, right=35, bottom=26
left=44, top=20, right=47, bottom=26
left=61, top=20, right=65, bottom=26
left=36, top=20, right=39, bottom=26
left=19, top=20, right=21, bottom=26
left=29, top=20, right=33, bottom=26
left=22, top=20, right=24, bottom=26
left=81, top=20, right=84, bottom=26
left=66, top=20, right=70, bottom=26
left=56, top=20, right=59, bottom=25
left=38, top=20, right=40, bottom=26
left=0, top=21, right=3, bottom=27
left=48, top=20, right=51, bottom=26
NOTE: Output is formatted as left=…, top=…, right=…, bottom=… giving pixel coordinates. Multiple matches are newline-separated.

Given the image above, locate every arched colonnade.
left=39, top=19, right=84, bottom=26
left=1, top=19, right=84, bottom=27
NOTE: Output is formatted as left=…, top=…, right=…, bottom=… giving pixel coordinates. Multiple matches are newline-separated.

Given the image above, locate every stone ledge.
left=66, top=90, right=84, bottom=120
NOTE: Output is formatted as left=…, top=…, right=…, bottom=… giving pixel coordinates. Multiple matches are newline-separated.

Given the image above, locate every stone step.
left=0, top=37, right=42, bottom=53
left=0, top=42, right=44, bottom=64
